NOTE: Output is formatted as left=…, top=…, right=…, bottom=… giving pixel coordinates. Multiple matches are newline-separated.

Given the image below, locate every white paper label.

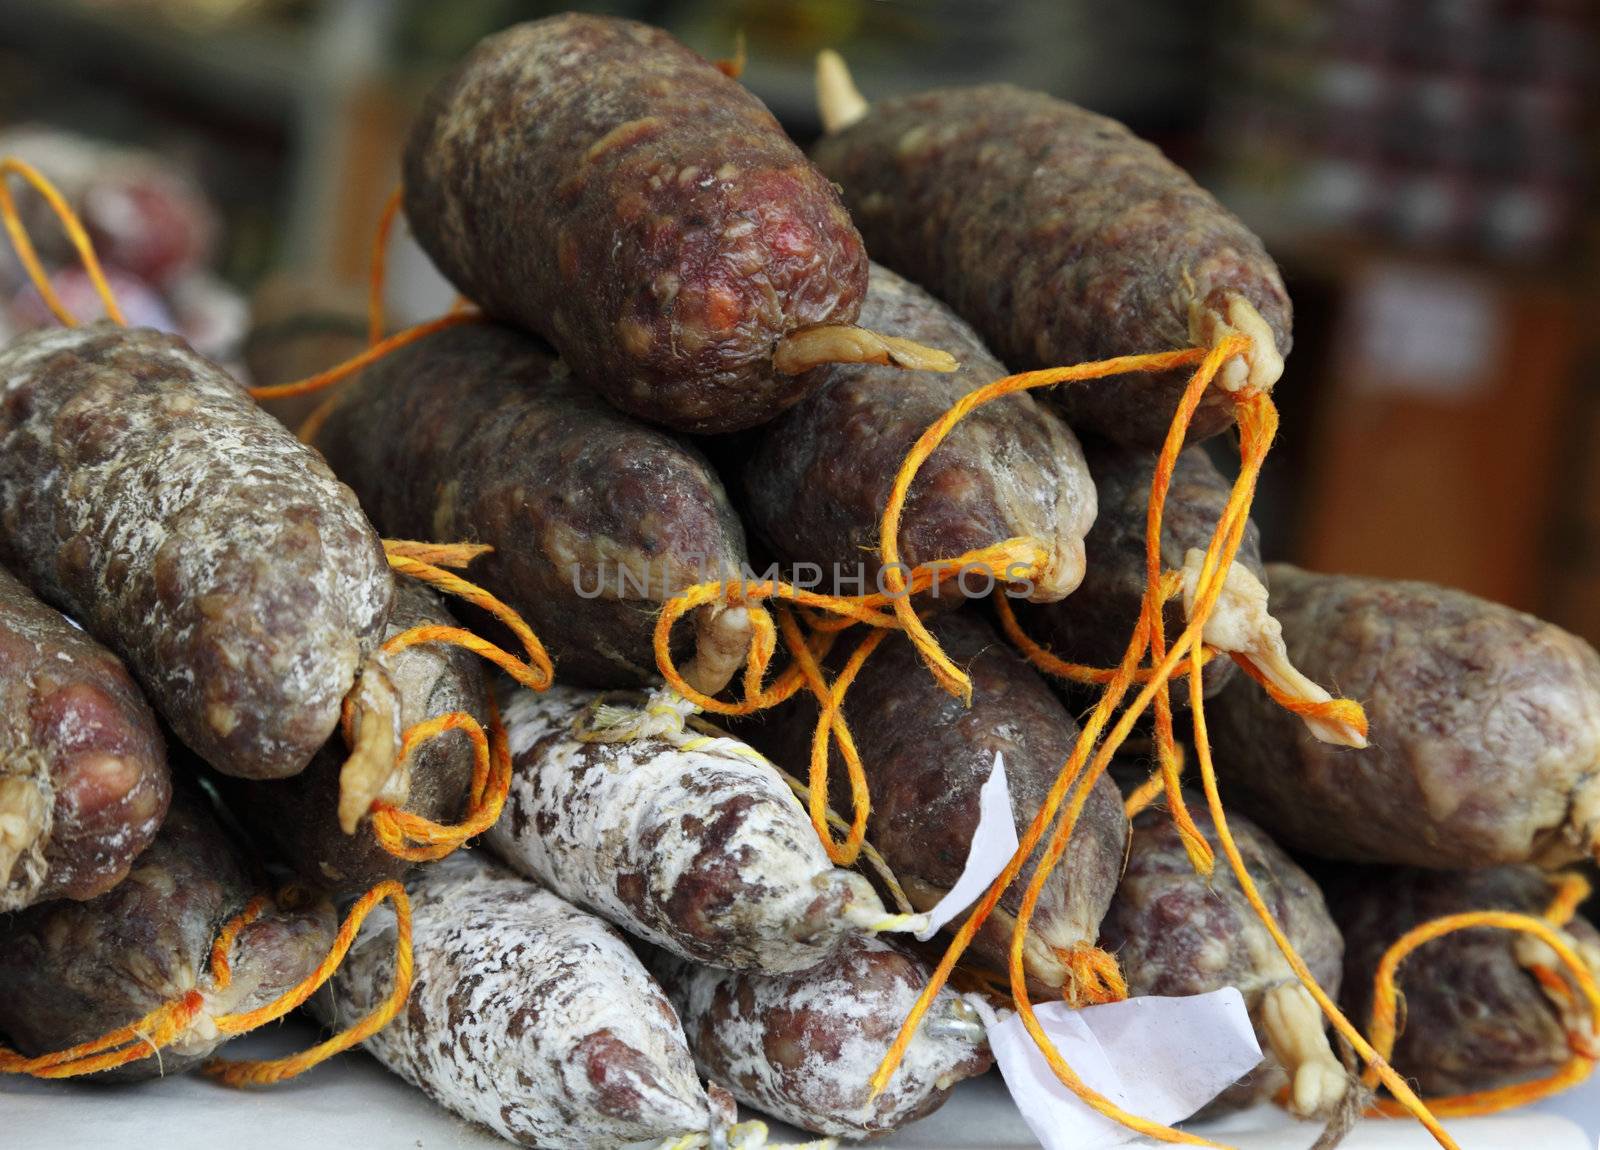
left=986, top=990, right=1262, bottom=1150
left=914, top=751, right=1019, bottom=942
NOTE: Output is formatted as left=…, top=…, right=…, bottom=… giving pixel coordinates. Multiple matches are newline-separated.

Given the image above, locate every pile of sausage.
left=2, top=11, right=1598, bottom=1149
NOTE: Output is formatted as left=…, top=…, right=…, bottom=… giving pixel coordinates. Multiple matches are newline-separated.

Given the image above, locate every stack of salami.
left=2, top=12, right=1597, bottom=1149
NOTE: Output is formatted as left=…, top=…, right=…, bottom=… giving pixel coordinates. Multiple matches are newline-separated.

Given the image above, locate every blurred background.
left=0, top=0, right=1595, bottom=635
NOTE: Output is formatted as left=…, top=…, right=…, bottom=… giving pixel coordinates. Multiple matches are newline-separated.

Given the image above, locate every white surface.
left=913, top=751, right=1018, bottom=942
left=985, top=991, right=1261, bottom=1150
left=1, top=1020, right=1593, bottom=1149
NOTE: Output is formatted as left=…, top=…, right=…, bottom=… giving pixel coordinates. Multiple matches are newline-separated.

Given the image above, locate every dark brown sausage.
left=1099, top=803, right=1346, bottom=1117
left=741, top=263, right=1096, bottom=605
left=811, top=82, right=1291, bottom=448
left=404, top=13, right=869, bottom=433
left=0, top=563, right=170, bottom=910
left=220, top=583, right=489, bottom=896
left=0, top=788, right=336, bottom=1082
left=1017, top=441, right=1259, bottom=701
left=312, top=321, right=750, bottom=692
left=741, top=612, right=1128, bottom=995
left=1212, top=566, right=1600, bottom=868
left=1328, top=865, right=1600, bottom=1096
left=0, top=324, right=395, bottom=779
left=653, top=937, right=992, bottom=1138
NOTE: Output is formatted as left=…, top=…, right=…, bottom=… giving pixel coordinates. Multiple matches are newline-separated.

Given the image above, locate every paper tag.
left=913, top=751, right=1018, bottom=942
left=986, top=990, right=1262, bottom=1150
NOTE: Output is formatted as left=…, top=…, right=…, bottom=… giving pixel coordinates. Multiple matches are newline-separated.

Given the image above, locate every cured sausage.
left=0, top=323, right=395, bottom=779
left=811, top=65, right=1290, bottom=448
left=319, top=850, right=732, bottom=1148
left=653, top=936, right=992, bottom=1138
left=312, top=321, right=752, bottom=694
left=0, top=563, right=169, bottom=911
left=0, top=788, right=336, bottom=1082
left=1328, top=865, right=1600, bottom=1096
left=404, top=13, right=940, bottom=435
left=1099, top=803, right=1347, bottom=1117
left=484, top=682, right=887, bottom=972
left=1211, top=566, right=1600, bottom=868
left=741, top=263, right=1097, bottom=605
left=741, top=612, right=1128, bottom=994
left=220, top=583, right=489, bottom=896
left=1018, top=442, right=1257, bottom=701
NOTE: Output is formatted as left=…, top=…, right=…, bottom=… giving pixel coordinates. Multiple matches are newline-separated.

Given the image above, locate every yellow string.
left=0, top=156, right=127, bottom=326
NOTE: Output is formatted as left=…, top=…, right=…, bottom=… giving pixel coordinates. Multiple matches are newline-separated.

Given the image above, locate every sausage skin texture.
left=313, top=322, right=747, bottom=688
left=1099, top=803, right=1343, bottom=1114
left=221, top=583, right=489, bottom=896
left=0, top=788, right=336, bottom=1081
left=1018, top=442, right=1260, bottom=701
left=0, top=564, right=170, bottom=910
left=1329, top=865, right=1600, bottom=1095
left=812, top=85, right=1292, bottom=448
left=404, top=13, right=869, bottom=433
left=1212, top=566, right=1600, bottom=868
left=740, top=613, right=1128, bottom=994
left=741, top=263, right=1096, bottom=605
left=320, top=851, right=728, bottom=1148
left=0, top=324, right=394, bottom=780
left=654, top=937, right=992, bottom=1139
left=485, top=683, right=885, bottom=973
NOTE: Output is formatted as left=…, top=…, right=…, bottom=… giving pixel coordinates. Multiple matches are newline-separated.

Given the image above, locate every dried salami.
left=403, top=13, right=877, bottom=433
left=484, top=682, right=887, bottom=972
left=0, top=323, right=394, bottom=779
left=0, top=563, right=169, bottom=911
left=320, top=851, right=729, bottom=1148
left=1212, top=566, right=1600, bottom=868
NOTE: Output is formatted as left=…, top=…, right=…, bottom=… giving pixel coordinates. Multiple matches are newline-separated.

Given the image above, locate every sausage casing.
left=404, top=13, right=868, bottom=433
left=0, top=789, right=336, bottom=1081
left=321, top=851, right=727, bottom=1148
left=485, top=683, right=885, bottom=972
left=312, top=322, right=747, bottom=689
left=1212, top=566, right=1600, bottom=868
left=0, top=564, right=170, bottom=910
left=653, top=937, right=992, bottom=1138
left=812, top=84, right=1291, bottom=447
left=742, top=263, right=1096, bottom=604
left=0, top=324, right=394, bottom=779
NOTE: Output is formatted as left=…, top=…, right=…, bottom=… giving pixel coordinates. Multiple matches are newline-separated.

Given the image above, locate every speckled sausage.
left=220, top=583, right=489, bottom=896
left=1100, top=803, right=1346, bottom=1117
left=485, top=682, right=886, bottom=973
left=742, top=613, right=1127, bottom=994
left=320, top=851, right=731, bottom=1148
left=404, top=13, right=872, bottom=434
left=1329, top=865, right=1600, bottom=1096
left=812, top=79, right=1291, bottom=448
left=0, top=323, right=394, bottom=779
left=653, top=936, right=992, bottom=1139
left=0, top=789, right=336, bottom=1082
left=0, top=564, right=169, bottom=911
left=313, top=322, right=751, bottom=693
left=1212, top=566, right=1600, bottom=868
left=741, top=263, right=1096, bottom=605
left=1019, top=442, right=1259, bottom=701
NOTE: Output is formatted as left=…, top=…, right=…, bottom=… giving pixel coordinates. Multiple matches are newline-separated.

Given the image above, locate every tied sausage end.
left=0, top=760, right=50, bottom=909
left=336, top=666, right=406, bottom=836
left=1260, top=982, right=1350, bottom=1119
left=681, top=605, right=756, bottom=698
left=1189, top=294, right=1285, bottom=396
left=1181, top=551, right=1368, bottom=748
left=816, top=50, right=869, bottom=135
left=772, top=324, right=958, bottom=377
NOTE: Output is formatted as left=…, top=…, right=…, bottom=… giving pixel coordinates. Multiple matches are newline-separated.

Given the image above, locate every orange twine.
left=1360, top=873, right=1599, bottom=1119
left=0, top=156, right=126, bottom=326
left=0, top=880, right=413, bottom=1086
